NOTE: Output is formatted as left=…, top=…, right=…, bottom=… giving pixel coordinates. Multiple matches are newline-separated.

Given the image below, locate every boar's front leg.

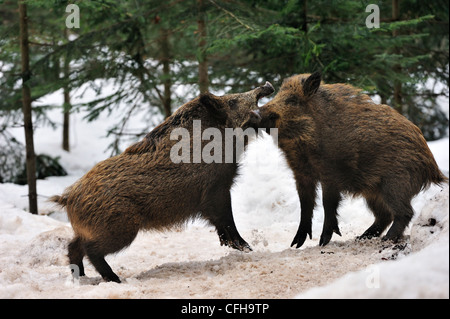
left=203, top=189, right=252, bottom=252
left=319, top=184, right=342, bottom=246
left=291, top=178, right=317, bottom=248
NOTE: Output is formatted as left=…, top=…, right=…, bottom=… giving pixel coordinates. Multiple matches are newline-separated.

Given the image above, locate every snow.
left=0, top=84, right=448, bottom=299
left=296, top=186, right=449, bottom=299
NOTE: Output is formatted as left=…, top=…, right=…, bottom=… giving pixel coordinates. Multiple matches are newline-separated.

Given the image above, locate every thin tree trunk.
left=62, top=88, right=70, bottom=151
left=62, top=29, right=71, bottom=151
left=18, top=1, right=38, bottom=214
left=392, top=0, right=402, bottom=113
left=302, top=0, right=308, bottom=33
left=197, top=0, right=209, bottom=93
left=160, top=28, right=172, bottom=118
left=393, top=76, right=402, bottom=113
left=392, top=0, right=400, bottom=25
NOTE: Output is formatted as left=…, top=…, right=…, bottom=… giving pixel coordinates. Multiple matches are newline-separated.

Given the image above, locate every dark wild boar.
left=252, top=72, right=447, bottom=248
left=50, top=82, right=274, bottom=283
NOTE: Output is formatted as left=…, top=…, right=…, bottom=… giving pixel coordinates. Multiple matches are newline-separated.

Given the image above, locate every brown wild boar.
left=251, top=72, right=447, bottom=248
left=50, top=82, right=274, bottom=283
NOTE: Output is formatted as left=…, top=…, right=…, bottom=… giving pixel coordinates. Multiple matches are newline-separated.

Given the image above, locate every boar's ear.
left=302, top=72, right=321, bottom=98
left=200, top=92, right=228, bottom=123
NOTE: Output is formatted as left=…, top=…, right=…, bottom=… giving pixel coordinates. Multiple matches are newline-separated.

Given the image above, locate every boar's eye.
left=269, top=112, right=279, bottom=120
left=285, top=95, right=300, bottom=106
left=228, top=99, right=238, bottom=109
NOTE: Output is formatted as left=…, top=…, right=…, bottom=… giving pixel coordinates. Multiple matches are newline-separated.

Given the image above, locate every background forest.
left=0, top=0, right=449, bottom=214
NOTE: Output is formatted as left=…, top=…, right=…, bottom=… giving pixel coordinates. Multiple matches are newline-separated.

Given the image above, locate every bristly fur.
left=257, top=73, right=448, bottom=248
left=48, top=82, right=274, bottom=283
left=49, top=194, right=68, bottom=208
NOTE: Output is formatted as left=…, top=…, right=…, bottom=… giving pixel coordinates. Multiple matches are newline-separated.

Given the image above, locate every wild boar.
left=50, top=82, right=274, bottom=283
left=252, top=72, right=447, bottom=248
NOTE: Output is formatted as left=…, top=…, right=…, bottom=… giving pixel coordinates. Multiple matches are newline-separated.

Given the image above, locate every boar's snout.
left=241, top=109, right=262, bottom=130
left=252, top=104, right=280, bottom=134
left=249, top=109, right=262, bottom=122
left=256, top=81, right=275, bottom=100
left=229, top=81, right=274, bottom=127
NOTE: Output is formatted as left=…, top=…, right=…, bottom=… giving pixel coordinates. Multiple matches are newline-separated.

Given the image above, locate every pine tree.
left=18, top=0, right=38, bottom=214
left=1, top=0, right=448, bottom=175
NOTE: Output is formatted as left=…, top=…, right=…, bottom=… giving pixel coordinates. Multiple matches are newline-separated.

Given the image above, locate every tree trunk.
left=393, top=75, right=402, bottom=113
left=392, top=0, right=403, bottom=114
left=197, top=0, right=209, bottom=93
left=302, top=0, right=308, bottom=33
left=62, top=30, right=71, bottom=151
left=62, top=87, right=70, bottom=151
left=392, top=0, right=399, bottom=24
left=18, top=1, right=38, bottom=214
left=159, top=28, right=172, bottom=118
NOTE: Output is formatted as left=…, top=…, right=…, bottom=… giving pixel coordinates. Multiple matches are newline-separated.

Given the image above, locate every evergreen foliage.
left=0, top=0, right=448, bottom=188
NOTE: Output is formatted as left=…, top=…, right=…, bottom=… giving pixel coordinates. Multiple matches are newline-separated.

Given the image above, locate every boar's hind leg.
left=359, top=194, right=394, bottom=240
left=68, top=236, right=85, bottom=277
left=319, top=186, right=342, bottom=247
left=82, top=217, right=140, bottom=283
left=84, top=241, right=121, bottom=283
left=383, top=200, right=414, bottom=243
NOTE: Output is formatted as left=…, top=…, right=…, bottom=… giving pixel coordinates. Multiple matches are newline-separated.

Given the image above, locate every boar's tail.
left=425, top=164, right=448, bottom=190
left=48, top=194, right=68, bottom=208
left=434, top=170, right=449, bottom=185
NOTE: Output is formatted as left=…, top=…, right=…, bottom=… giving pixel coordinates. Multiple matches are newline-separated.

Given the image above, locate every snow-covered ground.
left=0, top=85, right=448, bottom=299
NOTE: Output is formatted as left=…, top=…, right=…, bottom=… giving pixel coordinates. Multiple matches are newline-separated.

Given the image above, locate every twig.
left=28, top=41, right=54, bottom=47
left=207, top=0, right=254, bottom=31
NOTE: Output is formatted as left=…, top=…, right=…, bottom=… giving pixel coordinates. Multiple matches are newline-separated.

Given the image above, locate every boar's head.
left=250, top=72, right=322, bottom=140
left=199, top=81, right=274, bottom=128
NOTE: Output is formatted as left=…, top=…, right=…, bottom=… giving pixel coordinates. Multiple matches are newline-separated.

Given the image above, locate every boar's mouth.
left=240, top=81, right=273, bottom=129
left=255, top=81, right=275, bottom=100
left=241, top=109, right=262, bottom=130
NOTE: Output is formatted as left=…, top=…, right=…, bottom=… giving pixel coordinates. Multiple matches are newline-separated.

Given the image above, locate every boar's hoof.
left=220, top=236, right=252, bottom=252
left=356, top=234, right=374, bottom=241
left=233, top=242, right=252, bottom=253
left=291, top=226, right=312, bottom=249
left=319, top=225, right=342, bottom=247
left=218, top=226, right=252, bottom=252
left=381, top=234, right=402, bottom=243
left=357, top=228, right=383, bottom=241
left=228, top=239, right=252, bottom=252
left=319, top=232, right=332, bottom=247
left=103, top=274, right=121, bottom=283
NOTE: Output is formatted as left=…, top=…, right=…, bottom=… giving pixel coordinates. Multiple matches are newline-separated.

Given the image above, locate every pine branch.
left=207, top=0, right=254, bottom=31
left=28, top=41, right=54, bottom=47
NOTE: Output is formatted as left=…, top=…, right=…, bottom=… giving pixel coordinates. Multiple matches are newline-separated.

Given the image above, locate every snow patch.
left=0, top=81, right=448, bottom=298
